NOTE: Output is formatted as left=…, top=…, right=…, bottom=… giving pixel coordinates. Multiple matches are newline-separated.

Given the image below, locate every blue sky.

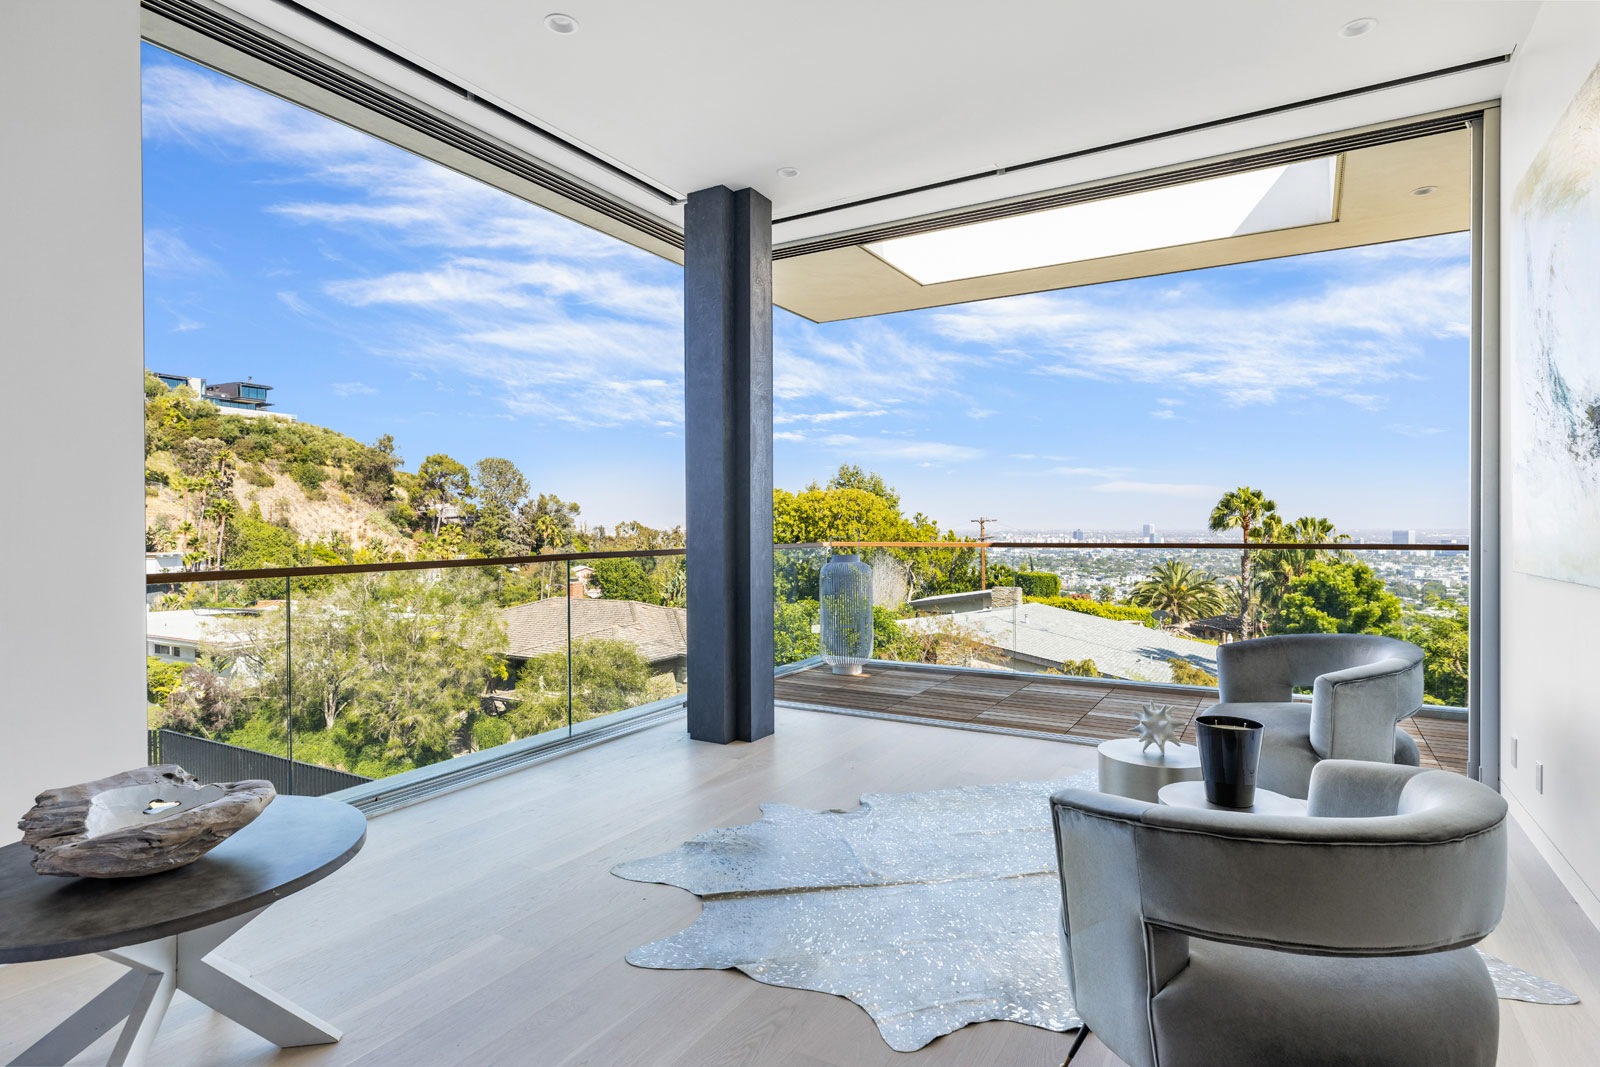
left=142, top=44, right=1470, bottom=535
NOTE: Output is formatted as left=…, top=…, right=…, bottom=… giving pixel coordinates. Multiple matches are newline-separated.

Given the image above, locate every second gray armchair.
left=1207, top=633, right=1426, bottom=798
left=1052, top=760, right=1508, bottom=1067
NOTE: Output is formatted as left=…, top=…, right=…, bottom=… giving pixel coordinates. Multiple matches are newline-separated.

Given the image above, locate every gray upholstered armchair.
left=1208, top=633, right=1425, bottom=799
left=1052, top=761, right=1507, bottom=1067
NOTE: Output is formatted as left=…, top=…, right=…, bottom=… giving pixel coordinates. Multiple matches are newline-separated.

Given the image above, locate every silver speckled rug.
left=613, top=776, right=1578, bottom=1052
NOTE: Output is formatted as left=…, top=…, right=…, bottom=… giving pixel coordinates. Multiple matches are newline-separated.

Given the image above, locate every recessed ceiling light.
left=776, top=166, right=800, bottom=179
left=1411, top=185, right=1438, bottom=197
left=544, top=13, right=579, bottom=34
left=1340, top=17, right=1378, bottom=38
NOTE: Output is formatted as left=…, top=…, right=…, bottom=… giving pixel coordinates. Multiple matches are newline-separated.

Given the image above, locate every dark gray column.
left=684, top=186, right=774, bottom=743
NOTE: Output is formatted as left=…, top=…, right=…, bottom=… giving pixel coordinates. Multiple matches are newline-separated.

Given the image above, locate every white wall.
left=1499, top=0, right=1600, bottom=928
left=0, top=3, right=147, bottom=833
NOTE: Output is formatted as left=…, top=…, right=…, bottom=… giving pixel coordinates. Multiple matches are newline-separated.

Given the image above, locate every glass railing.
left=775, top=539, right=1470, bottom=705
left=145, top=548, right=688, bottom=796
left=146, top=537, right=1467, bottom=794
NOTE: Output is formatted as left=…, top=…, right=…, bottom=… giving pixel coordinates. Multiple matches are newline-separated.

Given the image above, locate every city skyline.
left=142, top=44, right=1471, bottom=535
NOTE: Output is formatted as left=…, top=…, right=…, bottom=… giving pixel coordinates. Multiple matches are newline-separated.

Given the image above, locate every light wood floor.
left=0, top=708, right=1590, bottom=1066
left=776, top=662, right=1470, bottom=775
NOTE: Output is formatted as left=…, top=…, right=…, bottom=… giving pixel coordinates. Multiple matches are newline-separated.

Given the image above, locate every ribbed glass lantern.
left=820, top=553, right=874, bottom=675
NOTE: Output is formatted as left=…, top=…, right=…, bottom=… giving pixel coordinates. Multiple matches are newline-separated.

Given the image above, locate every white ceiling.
left=221, top=0, right=1539, bottom=244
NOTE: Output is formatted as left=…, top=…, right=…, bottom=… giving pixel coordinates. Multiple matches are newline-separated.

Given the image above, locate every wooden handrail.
left=147, top=539, right=1465, bottom=586
left=783, top=540, right=1468, bottom=552
left=146, top=547, right=684, bottom=586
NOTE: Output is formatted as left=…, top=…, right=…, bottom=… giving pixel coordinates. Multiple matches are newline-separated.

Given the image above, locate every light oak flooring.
left=0, top=708, right=1590, bottom=1066
left=776, top=662, right=1470, bottom=775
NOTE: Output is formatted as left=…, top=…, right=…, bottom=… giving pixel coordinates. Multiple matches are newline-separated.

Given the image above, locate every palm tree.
left=1253, top=516, right=1350, bottom=620
left=1130, top=560, right=1226, bottom=624
left=1222, top=574, right=1268, bottom=633
left=1208, top=486, right=1277, bottom=638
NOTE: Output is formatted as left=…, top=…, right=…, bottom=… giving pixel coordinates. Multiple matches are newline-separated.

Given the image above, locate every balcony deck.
left=0, top=708, right=1588, bottom=1066
left=776, top=660, right=1471, bottom=775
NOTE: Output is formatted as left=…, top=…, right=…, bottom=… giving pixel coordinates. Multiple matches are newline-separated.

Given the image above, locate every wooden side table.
left=0, top=795, right=365, bottom=1067
left=1096, top=738, right=1203, bottom=802
left=1158, top=780, right=1309, bottom=815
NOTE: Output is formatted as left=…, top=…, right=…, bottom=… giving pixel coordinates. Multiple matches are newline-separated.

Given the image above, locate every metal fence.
left=148, top=729, right=371, bottom=797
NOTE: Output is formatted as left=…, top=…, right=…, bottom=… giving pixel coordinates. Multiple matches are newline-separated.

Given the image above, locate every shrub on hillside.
left=1015, top=571, right=1062, bottom=598
left=470, top=714, right=512, bottom=751
left=1168, top=659, right=1218, bottom=687
left=291, top=460, right=326, bottom=492
left=1026, top=595, right=1158, bottom=628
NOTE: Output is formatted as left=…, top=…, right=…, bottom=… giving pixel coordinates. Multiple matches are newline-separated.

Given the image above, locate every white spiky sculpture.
left=1130, top=701, right=1181, bottom=757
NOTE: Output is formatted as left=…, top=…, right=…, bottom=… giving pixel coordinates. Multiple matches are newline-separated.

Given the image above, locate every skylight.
left=865, top=156, right=1339, bottom=285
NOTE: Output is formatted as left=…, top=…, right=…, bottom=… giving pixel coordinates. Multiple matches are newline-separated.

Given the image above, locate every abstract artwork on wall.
left=1511, top=61, right=1600, bottom=587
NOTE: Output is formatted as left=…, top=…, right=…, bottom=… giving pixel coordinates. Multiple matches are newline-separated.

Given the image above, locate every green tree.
left=1273, top=559, right=1402, bottom=635
left=473, top=457, right=529, bottom=514
left=1208, top=486, right=1278, bottom=638
left=1060, top=658, right=1101, bottom=677
left=416, top=454, right=474, bottom=535
left=516, top=493, right=581, bottom=552
left=772, top=476, right=964, bottom=599
left=146, top=656, right=184, bottom=709
left=1401, top=600, right=1470, bottom=706
left=826, top=464, right=900, bottom=511
left=223, top=569, right=505, bottom=773
left=774, top=600, right=821, bottom=666
left=1253, top=515, right=1349, bottom=619
left=152, top=660, right=242, bottom=737
left=1168, top=659, right=1219, bottom=687
left=1129, top=560, right=1226, bottom=623
left=508, top=638, right=652, bottom=735
left=590, top=557, right=659, bottom=603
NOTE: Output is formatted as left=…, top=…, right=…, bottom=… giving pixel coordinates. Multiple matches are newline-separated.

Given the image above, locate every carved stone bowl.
left=17, top=765, right=276, bottom=878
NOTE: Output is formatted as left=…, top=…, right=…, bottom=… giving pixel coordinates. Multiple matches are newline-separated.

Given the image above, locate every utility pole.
left=972, top=517, right=997, bottom=589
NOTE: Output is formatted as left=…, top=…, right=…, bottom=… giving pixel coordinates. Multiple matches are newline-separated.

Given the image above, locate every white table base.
left=1157, top=781, right=1308, bottom=815
left=1097, top=738, right=1203, bottom=802
left=10, top=906, right=339, bottom=1067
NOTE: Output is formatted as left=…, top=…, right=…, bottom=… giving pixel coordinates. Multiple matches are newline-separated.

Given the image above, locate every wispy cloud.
left=1341, top=393, right=1388, bottom=411
left=1051, top=465, right=1132, bottom=478
left=144, top=229, right=215, bottom=276
left=818, top=434, right=983, bottom=463
left=1089, top=481, right=1221, bottom=497
left=774, top=408, right=889, bottom=425
left=927, top=255, right=1468, bottom=405
left=1388, top=423, right=1444, bottom=437
left=141, top=57, right=683, bottom=428
left=277, top=290, right=314, bottom=315
left=331, top=381, right=376, bottom=396
left=1150, top=409, right=1176, bottom=419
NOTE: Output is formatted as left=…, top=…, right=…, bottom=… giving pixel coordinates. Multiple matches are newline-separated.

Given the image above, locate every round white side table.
left=1096, top=737, right=1202, bottom=802
left=1158, top=780, right=1308, bottom=815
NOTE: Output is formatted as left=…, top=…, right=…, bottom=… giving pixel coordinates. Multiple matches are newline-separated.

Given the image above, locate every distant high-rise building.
left=1392, top=529, right=1416, bottom=545
left=1072, top=529, right=1085, bottom=541
left=1142, top=523, right=1156, bottom=536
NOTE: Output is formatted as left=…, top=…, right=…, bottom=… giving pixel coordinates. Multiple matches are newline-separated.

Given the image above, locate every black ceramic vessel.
left=1195, top=714, right=1265, bottom=808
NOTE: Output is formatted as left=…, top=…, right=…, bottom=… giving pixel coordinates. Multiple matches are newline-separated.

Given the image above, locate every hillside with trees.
left=145, top=374, right=686, bottom=777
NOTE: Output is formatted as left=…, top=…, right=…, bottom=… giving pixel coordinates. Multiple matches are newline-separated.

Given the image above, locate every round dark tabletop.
left=0, top=795, right=366, bottom=964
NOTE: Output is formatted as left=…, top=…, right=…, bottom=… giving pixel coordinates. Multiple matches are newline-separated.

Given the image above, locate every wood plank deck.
left=776, top=661, right=1471, bottom=776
